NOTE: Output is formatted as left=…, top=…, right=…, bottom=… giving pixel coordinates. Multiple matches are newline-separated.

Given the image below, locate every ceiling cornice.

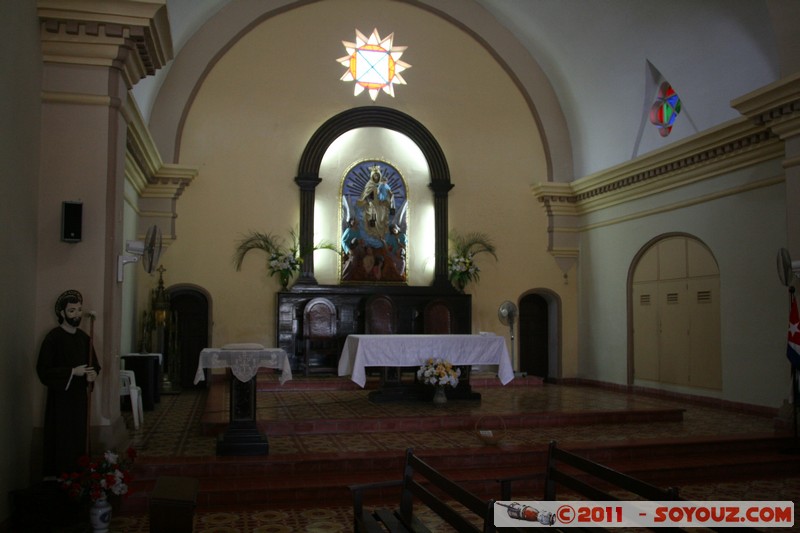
left=38, top=0, right=173, bottom=88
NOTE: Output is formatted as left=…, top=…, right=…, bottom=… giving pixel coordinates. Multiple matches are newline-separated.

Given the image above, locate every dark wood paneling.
left=276, top=285, right=471, bottom=372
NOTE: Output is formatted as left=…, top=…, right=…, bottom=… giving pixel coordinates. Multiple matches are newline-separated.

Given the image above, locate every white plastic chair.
left=120, top=369, right=143, bottom=430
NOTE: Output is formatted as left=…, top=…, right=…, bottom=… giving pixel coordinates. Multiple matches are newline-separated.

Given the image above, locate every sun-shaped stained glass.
left=649, top=82, right=682, bottom=137
left=337, top=28, right=411, bottom=101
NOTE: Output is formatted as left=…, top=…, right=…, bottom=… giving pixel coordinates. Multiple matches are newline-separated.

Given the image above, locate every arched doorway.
left=629, top=234, right=721, bottom=389
left=519, top=290, right=561, bottom=379
left=166, top=285, right=211, bottom=388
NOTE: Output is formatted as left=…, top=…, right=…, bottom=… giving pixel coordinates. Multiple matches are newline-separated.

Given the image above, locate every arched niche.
left=295, top=106, right=452, bottom=287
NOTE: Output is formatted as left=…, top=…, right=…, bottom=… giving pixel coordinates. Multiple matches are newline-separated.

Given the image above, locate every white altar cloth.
left=194, top=348, right=292, bottom=385
left=338, top=334, right=514, bottom=388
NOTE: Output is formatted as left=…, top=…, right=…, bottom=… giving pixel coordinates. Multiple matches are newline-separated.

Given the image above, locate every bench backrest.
left=399, top=448, right=495, bottom=533
left=545, top=440, right=679, bottom=501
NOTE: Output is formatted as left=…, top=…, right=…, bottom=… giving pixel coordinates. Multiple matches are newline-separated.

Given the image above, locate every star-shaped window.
left=338, top=29, right=411, bottom=101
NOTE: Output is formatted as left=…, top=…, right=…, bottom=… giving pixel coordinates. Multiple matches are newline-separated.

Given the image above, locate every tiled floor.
left=101, top=373, right=800, bottom=532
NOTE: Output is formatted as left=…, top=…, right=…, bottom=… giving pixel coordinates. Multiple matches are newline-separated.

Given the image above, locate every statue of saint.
left=36, top=290, right=100, bottom=477
left=357, top=165, right=394, bottom=241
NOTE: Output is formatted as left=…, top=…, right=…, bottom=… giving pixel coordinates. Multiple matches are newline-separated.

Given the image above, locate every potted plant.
left=447, top=231, right=498, bottom=292
left=233, top=229, right=336, bottom=289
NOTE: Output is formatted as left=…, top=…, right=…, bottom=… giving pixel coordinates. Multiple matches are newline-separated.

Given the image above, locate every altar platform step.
left=117, top=380, right=792, bottom=518
left=122, top=433, right=800, bottom=513
left=199, top=371, right=680, bottom=436
left=201, top=406, right=686, bottom=436
left=252, top=368, right=545, bottom=392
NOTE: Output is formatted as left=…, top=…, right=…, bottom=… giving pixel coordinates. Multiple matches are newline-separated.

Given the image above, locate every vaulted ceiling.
left=133, top=0, right=796, bottom=179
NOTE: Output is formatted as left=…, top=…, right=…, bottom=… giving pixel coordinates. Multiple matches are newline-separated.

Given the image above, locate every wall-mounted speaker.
left=61, top=201, right=82, bottom=242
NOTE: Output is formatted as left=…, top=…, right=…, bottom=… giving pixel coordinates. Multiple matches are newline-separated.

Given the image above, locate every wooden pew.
left=498, top=440, right=679, bottom=532
left=498, top=440, right=756, bottom=532
left=349, top=448, right=496, bottom=533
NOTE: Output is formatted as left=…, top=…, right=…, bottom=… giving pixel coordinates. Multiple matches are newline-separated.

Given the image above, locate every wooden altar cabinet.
left=194, top=347, right=291, bottom=455
left=338, top=334, right=514, bottom=402
left=276, top=284, right=472, bottom=373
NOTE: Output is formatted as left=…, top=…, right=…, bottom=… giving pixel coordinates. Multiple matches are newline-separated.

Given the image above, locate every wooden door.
left=519, top=294, right=548, bottom=378
left=168, top=289, right=210, bottom=388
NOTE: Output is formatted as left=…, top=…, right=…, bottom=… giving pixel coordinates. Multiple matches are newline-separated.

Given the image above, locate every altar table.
left=338, top=334, right=513, bottom=401
left=194, top=347, right=291, bottom=455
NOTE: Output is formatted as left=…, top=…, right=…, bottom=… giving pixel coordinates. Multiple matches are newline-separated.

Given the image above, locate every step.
left=201, top=407, right=685, bottom=436
left=121, top=434, right=800, bottom=513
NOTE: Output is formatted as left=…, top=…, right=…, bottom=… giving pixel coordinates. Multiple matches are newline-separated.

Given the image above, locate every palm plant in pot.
left=233, top=229, right=337, bottom=289
left=447, top=230, right=498, bottom=292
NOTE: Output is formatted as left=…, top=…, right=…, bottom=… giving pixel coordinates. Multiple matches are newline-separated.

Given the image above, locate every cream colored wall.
left=578, top=160, right=788, bottom=407
left=163, top=0, right=573, bottom=365
left=122, top=181, right=141, bottom=356
left=1, top=0, right=41, bottom=519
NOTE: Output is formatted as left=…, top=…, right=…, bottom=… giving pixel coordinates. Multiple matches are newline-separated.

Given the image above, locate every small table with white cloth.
left=194, top=345, right=291, bottom=455
left=338, top=334, right=514, bottom=402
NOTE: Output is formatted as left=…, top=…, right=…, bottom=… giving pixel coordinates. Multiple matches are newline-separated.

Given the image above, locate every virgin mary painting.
left=340, top=160, right=408, bottom=283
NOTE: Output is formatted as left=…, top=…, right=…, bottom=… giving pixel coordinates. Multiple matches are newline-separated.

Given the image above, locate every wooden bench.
left=523, top=440, right=680, bottom=501
left=349, top=448, right=496, bottom=533
left=498, top=441, right=758, bottom=532
left=498, top=440, right=680, bottom=532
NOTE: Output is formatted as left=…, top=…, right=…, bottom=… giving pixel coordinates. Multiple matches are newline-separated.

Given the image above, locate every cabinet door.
left=633, top=282, right=659, bottom=381
left=658, top=281, right=690, bottom=386
left=688, top=278, right=721, bottom=389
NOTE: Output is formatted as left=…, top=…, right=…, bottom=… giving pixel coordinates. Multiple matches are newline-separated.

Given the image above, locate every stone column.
left=36, top=0, right=172, bottom=450
left=429, top=180, right=454, bottom=288
left=295, top=174, right=322, bottom=285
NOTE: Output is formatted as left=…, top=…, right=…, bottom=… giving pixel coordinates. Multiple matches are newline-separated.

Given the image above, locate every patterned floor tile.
left=110, top=379, right=797, bottom=532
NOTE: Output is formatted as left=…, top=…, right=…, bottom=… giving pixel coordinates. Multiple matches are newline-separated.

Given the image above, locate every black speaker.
left=61, top=201, right=82, bottom=242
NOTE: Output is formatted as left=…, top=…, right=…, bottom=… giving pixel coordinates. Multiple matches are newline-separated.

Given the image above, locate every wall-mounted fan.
left=498, top=300, right=518, bottom=371
left=777, top=247, right=800, bottom=287
left=117, top=225, right=163, bottom=282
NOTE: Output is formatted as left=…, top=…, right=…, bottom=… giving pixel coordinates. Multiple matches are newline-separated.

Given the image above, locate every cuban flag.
left=789, top=292, right=800, bottom=370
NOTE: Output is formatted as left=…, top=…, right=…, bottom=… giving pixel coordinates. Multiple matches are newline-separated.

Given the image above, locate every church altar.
left=338, top=334, right=513, bottom=402
left=339, top=334, right=513, bottom=386
left=195, top=347, right=291, bottom=455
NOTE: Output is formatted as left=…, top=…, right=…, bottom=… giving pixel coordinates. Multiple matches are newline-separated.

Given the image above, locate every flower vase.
left=279, top=271, right=290, bottom=289
left=433, top=386, right=447, bottom=405
left=89, top=497, right=112, bottom=533
left=454, top=278, right=467, bottom=293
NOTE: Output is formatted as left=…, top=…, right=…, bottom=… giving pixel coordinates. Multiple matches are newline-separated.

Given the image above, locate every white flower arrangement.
left=447, top=231, right=497, bottom=291
left=268, top=252, right=300, bottom=276
left=417, top=357, right=461, bottom=388
left=234, top=228, right=336, bottom=288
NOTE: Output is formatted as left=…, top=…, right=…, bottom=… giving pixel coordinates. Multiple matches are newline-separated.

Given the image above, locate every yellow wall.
left=159, top=0, right=577, bottom=371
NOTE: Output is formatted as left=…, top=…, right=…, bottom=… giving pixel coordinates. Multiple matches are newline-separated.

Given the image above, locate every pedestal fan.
left=498, top=300, right=518, bottom=373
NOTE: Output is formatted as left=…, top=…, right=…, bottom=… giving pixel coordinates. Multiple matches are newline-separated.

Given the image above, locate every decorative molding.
left=38, top=0, right=173, bottom=89
left=41, top=91, right=118, bottom=108
left=533, top=114, right=787, bottom=267
left=731, top=71, right=800, bottom=138
left=123, top=94, right=197, bottom=241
